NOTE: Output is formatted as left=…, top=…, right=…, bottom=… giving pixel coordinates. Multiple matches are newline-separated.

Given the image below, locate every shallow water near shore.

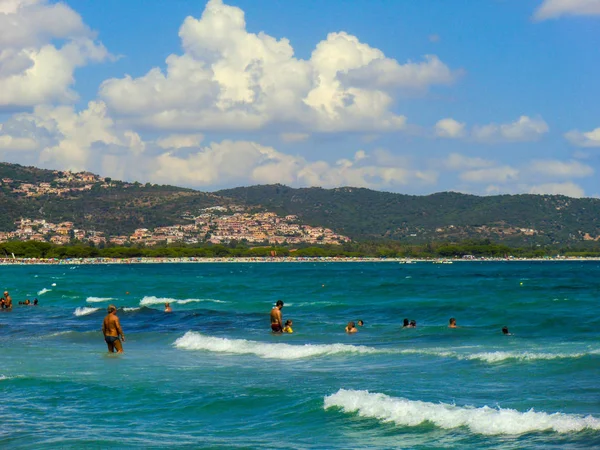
left=1, top=261, right=599, bottom=449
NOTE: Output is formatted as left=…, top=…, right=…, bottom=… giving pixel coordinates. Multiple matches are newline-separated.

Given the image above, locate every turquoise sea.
left=1, top=261, right=600, bottom=449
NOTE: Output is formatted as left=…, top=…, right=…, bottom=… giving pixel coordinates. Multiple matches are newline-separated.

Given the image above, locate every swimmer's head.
left=502, top=326, right=509, bottom=335
left=275, top=300, right=284, bottom=307
left=403, top=318, right=409, bottom=326
left=107, top=305, right=117, bottom=313
left=357, top=320, right=364, bottom=326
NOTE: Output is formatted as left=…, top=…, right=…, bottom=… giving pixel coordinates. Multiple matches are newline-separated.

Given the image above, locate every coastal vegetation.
left=1, top=239, right=599, bottom=260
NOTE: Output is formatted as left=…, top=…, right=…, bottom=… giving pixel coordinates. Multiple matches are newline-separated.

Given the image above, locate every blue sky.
left=0, top=0, right=599, bottom=197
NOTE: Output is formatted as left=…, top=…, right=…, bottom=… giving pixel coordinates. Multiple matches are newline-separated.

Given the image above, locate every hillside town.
left=0, top=169, right=351, bottom=246
left=1, top=170, right=111, bottom=197
left=0, top=208, right=351, bottom=247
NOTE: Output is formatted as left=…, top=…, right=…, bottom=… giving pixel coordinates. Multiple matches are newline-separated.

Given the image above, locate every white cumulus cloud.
left=529, top=182, right=585, bottom=198
left=471, top=116, right=549, bottom=143
left=99, top=0, right=458, bottom=133
left=534, top=0, right=600, bottom=20
left=0, top=134, right=37, bottom=150
left=435, top=118, right=466, bottom=138
left=156, top=134, right=204, bottom=149
left=565, top=127, right=600, bottom=147
left=460, top=166, right=519, bottom=183
left=530, top=159, right=594, bottom=178
left=443, top=153, right=495, bottom=170
left=0, top=0, right=109, bottom=109
left=2, top=102, right=438, bottom=191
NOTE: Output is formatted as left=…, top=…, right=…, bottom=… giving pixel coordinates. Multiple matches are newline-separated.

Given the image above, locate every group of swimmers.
left=99, top=298, right=512, bottom=354
left=18, top=298, right=38, bottom=306
left=1, top=291, right=40, bottom=309
left=270, top=300, right=511, bottom=336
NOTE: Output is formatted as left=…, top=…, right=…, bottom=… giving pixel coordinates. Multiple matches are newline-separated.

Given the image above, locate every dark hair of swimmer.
left=410, top=320, right=416, bottom=327
left=502, top=326, right=509, bottom=335
left=275, top=300, right=284, bottom=307
left=403, top=318, right=409, bottom=327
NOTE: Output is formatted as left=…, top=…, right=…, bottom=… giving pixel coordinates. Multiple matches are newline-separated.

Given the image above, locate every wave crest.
left=399, top=348, right=595, bottom=363
left=324, top=389, right=600, bottom=435
left=174, top=331, right=381, bottom=360
left=140, top=296, right=226, bottom=306
left=86, top=297, right=115, bottom=303
left=74, top=307, right=100, bottom=316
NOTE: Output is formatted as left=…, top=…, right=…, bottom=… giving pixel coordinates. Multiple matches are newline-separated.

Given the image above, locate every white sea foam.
left=463, top=351, right=590, bottom=363
left=123, top=307, right=140, bottom=312
left=324, top=389, right=600, bottom=435
left=47, top=331, right=74, bottom=337
left=140, top=296, right=226, bottom=306
left=86, top=297, right=115, bottom=303
left=38, top=288, right=51, bottom=295
left=178, top=298, right=226, bottom=304
left=51, top=283, right=56, bottom=286
left=74, top=307, right=99, bottom=316
left=174, top=331, right=382, bottom=360
left=397, top=348, right=595, bottom=363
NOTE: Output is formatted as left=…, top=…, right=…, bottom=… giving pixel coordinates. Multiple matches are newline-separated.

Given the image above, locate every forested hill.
left=1, top=162, right=600, bottom=246
left=0, top=163, right=224, bottom=236
left=216, top=184, right=600, bottom=245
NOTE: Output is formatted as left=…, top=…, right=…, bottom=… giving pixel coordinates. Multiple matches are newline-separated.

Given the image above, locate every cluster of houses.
left=0, top=207, right=352, bottom=247
left=1, top=170, right=109, bottom=197
left=0, top=169, right=351, bottom=247
left=434, top=224, right=540, bottom=237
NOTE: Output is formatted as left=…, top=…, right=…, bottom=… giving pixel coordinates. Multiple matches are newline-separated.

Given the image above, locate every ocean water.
left=1, top=261, right=599, bottom=449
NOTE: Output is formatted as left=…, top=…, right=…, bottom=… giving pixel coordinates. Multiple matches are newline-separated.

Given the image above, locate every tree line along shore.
left=1, top=239, right=600, bottom=260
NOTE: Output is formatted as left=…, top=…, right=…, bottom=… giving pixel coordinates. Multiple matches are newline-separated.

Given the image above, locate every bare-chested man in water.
left=2, top=291, right=12, bottom=309
left=270, top=300, right=284, bottom=333
left=102, top=305, right=125, bottom=353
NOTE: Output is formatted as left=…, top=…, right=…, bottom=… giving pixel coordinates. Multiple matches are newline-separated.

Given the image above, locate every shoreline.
left=1, top=256, right=600, bottom=265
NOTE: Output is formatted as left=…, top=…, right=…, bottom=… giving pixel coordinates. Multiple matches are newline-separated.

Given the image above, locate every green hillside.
left=1, top=162, right=600, bottom=246
left=0, top=163, right=224, bottom=235
left=216, top=185, right=600, bottom=246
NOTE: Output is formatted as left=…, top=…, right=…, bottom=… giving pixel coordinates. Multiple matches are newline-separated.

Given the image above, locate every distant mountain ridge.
left=1, top=162, right=599, bottom=246
left=215, top=185, right=600, bottom=246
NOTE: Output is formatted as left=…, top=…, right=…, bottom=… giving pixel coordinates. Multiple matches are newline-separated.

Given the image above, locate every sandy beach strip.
left=0, top=256, right=599, bottom=265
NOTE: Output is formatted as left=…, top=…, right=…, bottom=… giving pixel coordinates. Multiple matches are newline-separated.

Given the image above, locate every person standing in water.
left=102, top=305, right=125, bottom=353
left=270, top=300, right=284, bottom=333
left=2, top=291, right=12, bottom=309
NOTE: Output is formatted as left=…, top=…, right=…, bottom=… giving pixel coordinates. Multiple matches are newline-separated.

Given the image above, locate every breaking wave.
left=398, top=348, right=597, bottom=363
left=324, top=389, right=600, bottom=435
left=74, top=307, right=99, bottom=316
left=140, top=296, right=227, bottom=306
left=86, top=297, right=115, bottom=303
left=38, top=288, right=51, bottom=295
left=174, top=331, right=383, bottom=360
